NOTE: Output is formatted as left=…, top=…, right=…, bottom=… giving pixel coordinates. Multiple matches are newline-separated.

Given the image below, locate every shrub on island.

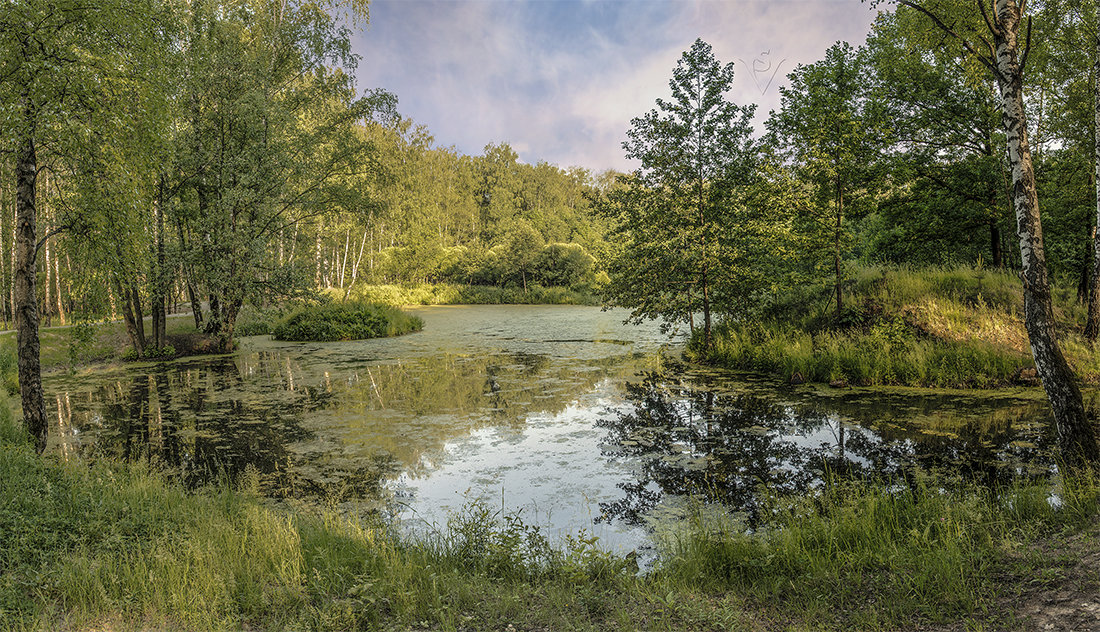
left=271, top=301, right=423, bottom=342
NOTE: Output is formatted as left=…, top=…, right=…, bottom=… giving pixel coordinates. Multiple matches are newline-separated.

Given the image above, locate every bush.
left=272, top=301, right=423, bottom=342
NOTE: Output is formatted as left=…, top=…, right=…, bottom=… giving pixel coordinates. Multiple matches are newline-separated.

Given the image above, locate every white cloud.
left=352, top=0, right=881, bottom=172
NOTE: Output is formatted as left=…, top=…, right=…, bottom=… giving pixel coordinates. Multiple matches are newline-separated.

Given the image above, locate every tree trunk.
left=150, top=176, right=168, bottom=349
left=113, top=277, right=145, bottom=356
left=14, top=123, right=47, bottom=453
left=835, top=176, right=844, bottom=321
left=42, top=172, right=51, bottom=328
left=1079, top=231, right=1092, bottom=305
left=990, top=219, right=1003, bottom=269
left=53, top=255, right=65, bottom=326
left=1087, top=5, right=1100, bottom=340
left=994, top=0, right=1100, bottom=468
left=129, top=281, right=146, bottom=349
left=206, top=293, right=221, bottom=335
left=187, top=281, right=203, bottom=329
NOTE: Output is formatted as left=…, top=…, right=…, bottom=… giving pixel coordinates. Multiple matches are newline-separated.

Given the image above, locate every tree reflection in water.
left=68, top=357, right=396, bottom=501
left=597, top=372, right=1056, bottom=528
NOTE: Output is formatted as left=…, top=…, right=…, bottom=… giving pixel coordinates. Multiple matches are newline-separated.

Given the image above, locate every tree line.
left=602, top=0, right=1100, bottom=468
left=0, top=0, right=609, bottom=453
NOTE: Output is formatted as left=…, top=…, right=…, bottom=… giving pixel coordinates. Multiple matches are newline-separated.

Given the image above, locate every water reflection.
left=46, top=345, right=635, bottom=503
left=597, top=372, right=1055, bottom=527
left=40, top=306, right=1061, bottom=547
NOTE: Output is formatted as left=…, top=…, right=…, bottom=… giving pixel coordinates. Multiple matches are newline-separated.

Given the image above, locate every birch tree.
left=0, top=0, right=156, bottom=452
left=893, top=0, right=1100, bottom=468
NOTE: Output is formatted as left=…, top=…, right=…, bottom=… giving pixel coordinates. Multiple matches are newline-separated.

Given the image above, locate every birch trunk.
left=15, top=124, right=47, bottom=453
left=53, top=255, right=64, bottom=326
left=994, top=0, right=1100, bottom=467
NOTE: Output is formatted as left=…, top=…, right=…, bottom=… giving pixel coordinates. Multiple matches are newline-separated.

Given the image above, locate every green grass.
left=2, top=401, right=1099, bottom=630
left=0, top=312, right=202, bottom=376
left=661, top=474, right=1100, bottom=627
left=337, top=282, right=599, bottom=306
left=700, top=264, right=1100, bottom=388
left=270, top=301, right=423, bottom=342
left=703, top=321, right=1023, bottom=388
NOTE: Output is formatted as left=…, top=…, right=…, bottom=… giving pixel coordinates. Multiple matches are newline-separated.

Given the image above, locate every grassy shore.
left=332, top=282, right=600, bottom=306
left=3, top=400, right=1098, bottom=631
left=0, top=312, right=206, bottom=379
left=695, top=265, right=1100, bottom=388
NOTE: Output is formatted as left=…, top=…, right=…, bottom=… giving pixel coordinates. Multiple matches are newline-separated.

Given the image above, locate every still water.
left=44, top=305, right=1056, bottom=554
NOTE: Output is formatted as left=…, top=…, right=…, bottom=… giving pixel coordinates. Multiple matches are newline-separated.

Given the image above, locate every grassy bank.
left=695, top=265, right=1100, bottom=388
left=0, top=313, right=206, bottom=378
left=3, top=401, right=1099, bottom=630
left=333, top=282, right=600, bottom=306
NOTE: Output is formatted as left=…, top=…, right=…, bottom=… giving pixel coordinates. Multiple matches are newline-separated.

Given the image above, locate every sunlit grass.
left=703, top=264, right=1100, bottom=387
left=338, top=282, right=599, bottom=306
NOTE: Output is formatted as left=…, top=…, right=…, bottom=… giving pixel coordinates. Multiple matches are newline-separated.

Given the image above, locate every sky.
left=351, top=0, right=882, bottom=173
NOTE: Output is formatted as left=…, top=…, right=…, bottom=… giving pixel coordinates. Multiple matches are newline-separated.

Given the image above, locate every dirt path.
left=1009, top=516, right=1100, bottom=632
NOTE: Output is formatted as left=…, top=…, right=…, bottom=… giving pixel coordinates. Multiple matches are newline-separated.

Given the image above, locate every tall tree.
left=0, top=0, right=155, bottom=452
left=866, top=9, right=1009, bottom=269
left=767, top=42, right=884, bottom=321
left=896, top=0, right=1100, bottom=468
left=607, top=38, right=757, bottom=348
left=176, top=0, right=393, bottom=344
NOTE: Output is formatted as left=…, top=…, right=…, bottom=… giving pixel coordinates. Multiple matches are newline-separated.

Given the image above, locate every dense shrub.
left=271, top=301, right=423, bottom=341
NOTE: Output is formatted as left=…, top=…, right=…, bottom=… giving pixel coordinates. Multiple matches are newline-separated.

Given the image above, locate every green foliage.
left=271, top=301, right=423, bottom=342
left=659, top=475, right=1100, bottom=625
left=65, top=321, right=98, bottom=373
left=604, top=39, right=762, bottom=336
left=340, top=283, right=599, bottom=306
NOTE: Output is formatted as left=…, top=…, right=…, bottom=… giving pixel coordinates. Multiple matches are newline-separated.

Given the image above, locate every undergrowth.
left=271, top=301, right=423, bottom=342
left=3, top=400, right=1099, bottom=631
left=698, top=265, right=1100, bottom=387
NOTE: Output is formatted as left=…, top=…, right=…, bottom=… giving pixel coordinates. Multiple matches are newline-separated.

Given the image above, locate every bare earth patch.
left=1009, top=516, right=1100, bottom=632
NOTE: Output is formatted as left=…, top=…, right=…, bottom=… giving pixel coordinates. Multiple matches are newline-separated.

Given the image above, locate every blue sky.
left=351, top=0, right=881, bottom=172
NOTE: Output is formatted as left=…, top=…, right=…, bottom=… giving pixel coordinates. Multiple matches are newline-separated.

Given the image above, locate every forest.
left=4, top=0, right=1100, bottom=630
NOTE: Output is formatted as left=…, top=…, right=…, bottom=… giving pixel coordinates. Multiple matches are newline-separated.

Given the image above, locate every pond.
left=44, top=305, right=1057, bottom=556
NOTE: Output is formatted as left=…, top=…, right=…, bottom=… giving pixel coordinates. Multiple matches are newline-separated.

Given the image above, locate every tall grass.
left=704, top=264, right=1100, bottom=387
left=660, top=473, right=1100, bottom=626
left=3, top=400, right=1098, bottom=630
left=705, top=321, right=1025, bottom=388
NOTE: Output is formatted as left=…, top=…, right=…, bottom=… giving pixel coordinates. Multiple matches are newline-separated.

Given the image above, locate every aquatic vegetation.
left=272, top=301, right=423, bottom=342
left=3, top=393, right=1098, bottom=630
